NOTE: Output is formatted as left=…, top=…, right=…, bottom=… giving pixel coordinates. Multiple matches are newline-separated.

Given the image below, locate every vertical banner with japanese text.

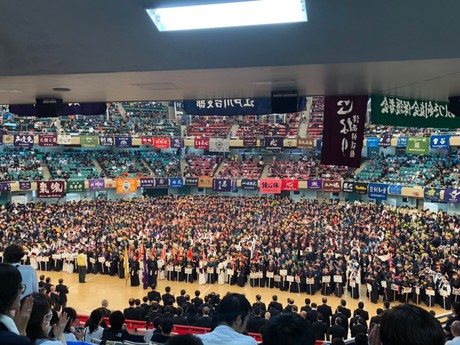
left=14, top=134, right=34, bottom=148
left=38, top=134, right=57, bottom=147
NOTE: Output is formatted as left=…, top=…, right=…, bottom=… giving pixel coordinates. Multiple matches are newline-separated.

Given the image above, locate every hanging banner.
left=388, top=185, right=403, bottom=195
left=80, top=135, right=99, bottom=148
left=371, top=95, right=460, bottom=128
left=397, top=136, right=408, bottom=148
left=88, top=179, right=105, bottom=190
left=444, top=189, right=460, bottom=203
left=154, top=138, right=170, bottom=149
left=284, top=138, right=297, bottom=148
left=141, top=136, right=154, bottom=146
left=424, top=188, right=443, bottom=202
left=342, top=181, right=354, bottom=193
left=198, top=177, right=213, bottom=188
left=366, top=137, right=380, bottom=148
left=38, top=134, right=57, bottom=147
left=430, top=135, right=450, bottom=150
left=368, top=183, right=388, bottom=200
left=297, top=138, right=315, bottom=148
left=321, top=95, right=368, bottom=168
left=13, top=134, right=34, bottom=148
left=0, top=182, right=11, bottom=192
left=183, top=97, right=306, bottom=116
left=264, top=137, right=284, bottom=151
left=170, top=137, right=184, bottom=149
left=259, top=179, right=282, bottom=194
left=115, top=178, right=138, bottom=194
left=66, top=180, right=85, bottom=193
left=0, top=132, right=2, bottom=145
left=169, top=178, right=183, bottom=188
left=99, top=136, right=114, bottom=146
left=354, top=182, right=368, bottom=194
left=194, top=137, right=210, bottom=150
left=9, top=102, right=107, bottom=116
left=406, top=137, right=430, bottom=155
left=241, top=179, right=258, bottom=190
left=307, top=179, right=323, bottom=190
left=155, top=178, right=169, bottom=188
left=140, top=178, right=155, bottom=189
left=57, top=134, right=71, bottom=145
left=243, top=137, right=258, bottom=147
left=185, top=177, right=198, bottom=186
left=209, top=138, right=230, bottom=152
left=115, top=136, right=132, bottom=148
left=37, top=181, right=65, bottom=198
left=212, top=178, right=232, bottom=192
left=281, top=179, right=299, bottom=191
left=19, top=181, right=31, bottom=190
left=379, top=134, right=393, bottom=148
left=322, top=180, right=342, bottom=193
left=232, top=180, right=238, bottom=193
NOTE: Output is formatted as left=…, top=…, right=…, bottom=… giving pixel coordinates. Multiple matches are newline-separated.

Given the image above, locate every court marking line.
left=69, top=275, right=98, bottom=290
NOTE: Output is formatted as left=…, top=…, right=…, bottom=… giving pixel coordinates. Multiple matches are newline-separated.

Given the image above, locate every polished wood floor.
left=41, top=270, right=446, bottom=319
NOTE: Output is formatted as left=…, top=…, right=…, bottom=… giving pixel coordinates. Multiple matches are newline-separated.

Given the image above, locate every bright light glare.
left=146, top=0, right=307, bottom=31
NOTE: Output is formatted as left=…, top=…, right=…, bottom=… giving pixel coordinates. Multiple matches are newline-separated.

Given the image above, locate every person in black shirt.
left=151, top=318, right=173, bottom=344
left=101, top=311, right=130, bottom=344
left=328, top=317, right=345, bottom=341
left=312, top=314, right=328, bottom=341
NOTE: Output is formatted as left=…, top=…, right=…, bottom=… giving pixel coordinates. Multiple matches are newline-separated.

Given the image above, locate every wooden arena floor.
left=41, top=271, right=446, bottom=318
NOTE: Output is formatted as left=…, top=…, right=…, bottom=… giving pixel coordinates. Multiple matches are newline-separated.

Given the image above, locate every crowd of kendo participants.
left=1, top=195, right=459, bottom=311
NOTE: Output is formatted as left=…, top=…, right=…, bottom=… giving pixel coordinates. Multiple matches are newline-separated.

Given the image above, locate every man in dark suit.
left=318, top=297, right=333, bottom=328
left=172, top=307, right=189, bottom=325
left=328, top=317, right=346, bottom=341
left=162, top=286, right=175, bottom=306
left=306, top=303, right=319, bottom=324
left=353, top=302, right=369, bottom=327
left=252, top=294, right=267, bottom=313
left=301, top=298, right=312, bottom=312
left=176, top=289, right=187, bottom=307
left=247, top=308, right=267, bottom=333
left=147, top=284, right=161, bottom=302
left=56, top=278, right=69, bottom=310
left=268, top=295, right=283, bottom=314
left=124, top=298, right=141, bottom=320
left=191, top=290, right=203, bottom=310
left=370, top=308, right=383, bottom=329
left=100, top=299, right=111, bottom=317
left=331, top=306, right=349, bottom=339
left=193, top=306, right=213, bottom=329
left=340, top=299, right=351, bottom=319
left=351, top=317, right=368, bottom=337
left=312, top=313, right=328, bottom=341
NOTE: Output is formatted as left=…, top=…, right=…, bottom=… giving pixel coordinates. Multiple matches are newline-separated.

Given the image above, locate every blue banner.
left=366, top=137, right=380, bottom=148
left=444, top=189, right=460, bottom=203
left=212, top=178, right=232, bottom=192
left=185, top=177, right=198, bottom=186
left=430, top=135, right=450, bottom=149
left=0, top=182, right=11, bottom=192
left=388, top=185, right=403, bottom=195
left=316, top=139, right=322, bottom=150
left=115, top=136, right=132, bottom=148
left=9, top=102, right=107, bottom=116
left=368, top=183, right=388, bottom=200
left=183, top=97, right=306, bottom=116
left=424, top=188, right=443, bottom=202
left=241, top=179, right=258, bottom=191
left=170, top=137, right=184, bottom=149
left=396, top=136, right=408, bottom=148
left=155, top=178, right=169, bottom=188
left=140, top=178, right=155, bottom=189
left=169, top=178, right=183, bottom=188
left=264, top=137, right=284, bottom=151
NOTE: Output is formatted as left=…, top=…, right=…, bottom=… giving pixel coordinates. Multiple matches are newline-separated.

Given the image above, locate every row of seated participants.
left=186, top=116, right=233, bottom=138
left=235, top=114, right=301, bottom=138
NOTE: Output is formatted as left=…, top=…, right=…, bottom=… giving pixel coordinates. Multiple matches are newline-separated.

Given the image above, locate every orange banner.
left=115, top=178, right=138, bottom=194
left=259, top=179, right=282, bottom=194
left=198, top=176, right=213, bottom=188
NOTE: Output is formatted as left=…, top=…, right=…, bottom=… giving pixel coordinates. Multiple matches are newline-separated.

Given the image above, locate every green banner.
left=80, top=135, right=99, bottom=148
left=66, top=180, right=86, bottom=192
left=406, top=137, right=430, bottom=154
left=371, top=95, right=460, bottom=128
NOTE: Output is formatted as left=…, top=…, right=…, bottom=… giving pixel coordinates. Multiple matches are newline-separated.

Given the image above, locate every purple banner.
left=155, top=178, right=169, bottom=188
left=264, top=137, right=284, bottom=151
left=243, top=137, right=258, bottom=147
left=115, top=136, right=132, bottom=148
left=19, top=181, right=31, bottom=190
left=170, top=137, right=184, bottom=149
left=0, top=182, right=11, bottom=192
left=444, top=189, right=460, bottom=203
left=307, top=179, right=323, bottom=190
left=88, top=179, right=105, bottom=190
left=321, top=95, right=368, bottom=168
left=212, top=178, right=232, bottom=192
left=140, top=178, right=155, bottom=189
left=99, top=136, right=114, bottom=146
left=13, top=134, right=34, bottom=148
left=37, top=181, right=65, bottom=199
left=379, top=134, right=393, bottom=147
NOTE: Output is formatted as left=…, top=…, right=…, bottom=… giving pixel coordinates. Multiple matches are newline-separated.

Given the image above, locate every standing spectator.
left=4, top=244, right=38, bottom=297
left=351, top=317, right=367, bottom=338
left=55, top=279, right=69, bottom=311
left=77, top=250, right=87, bottom=284
left=328, top=317, right=345, bottom=341
left=311, top=314, right=328, bottom=341
left=318, top=298, right=333, bottom=328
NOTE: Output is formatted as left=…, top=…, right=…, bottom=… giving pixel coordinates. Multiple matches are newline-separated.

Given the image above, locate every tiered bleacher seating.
left=0, top=150, right=44, bottom=181
left=141, top=152, right=181, bottom=177
left=306, top=96, right=324, bottom=137
left=45, top=151, right=100, bottom=180
left=216, top=159, right=264, bottom=179
left=183, top=154, right=222, bottom=177
left=187, top=116, right=233, bottom=138
left=235, top=114, right=300, bottom=138
left=95, top=151, right=150, bottom=179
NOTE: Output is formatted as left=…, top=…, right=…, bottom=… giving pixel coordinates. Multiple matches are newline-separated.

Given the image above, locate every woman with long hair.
left=83, top=308, right=104, bottom=342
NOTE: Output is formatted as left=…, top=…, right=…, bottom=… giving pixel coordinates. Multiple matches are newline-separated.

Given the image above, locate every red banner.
left=115, top=178, right=138, bottom=195
left=194, top=137, right=210, bottom=150
left=141, top=136, right=154, bottom=146
left=259, top=179, right=282, bottom=194
left=37, top=181, right=65, bottom=198
left=38, top=134, right=58, bottom=147
left=154, top=137, right=170, bottom=149
left=282, top=179, right=299, bottom=191
left=322, top=180, right=342, bottom=192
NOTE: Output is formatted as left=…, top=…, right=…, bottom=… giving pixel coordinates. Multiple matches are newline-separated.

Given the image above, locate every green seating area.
left=141, top=151, right=181, bottom=177
left=0, top=151, right=43, bottom=181
left=95, top=151, right=150, bottom=179
left=45, top=151, right=100, bottom=180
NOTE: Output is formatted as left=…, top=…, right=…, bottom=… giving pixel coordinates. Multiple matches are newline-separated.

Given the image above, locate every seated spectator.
left=4, top=244, right=38, bottom=297
left=83, top=308, right=104, bottom=342
left=62, top=307, right=82, bottom=341
left=101, top=310, right=130, bottom=344
left=446, top=321, right=460, bottom=345
left=260, top=313, right=315, bottom=345
left=151, top=318, right=174, bottom=344
left=193, top=307, right=212, bottom=329
left=166, top=334, right=203, bottom=345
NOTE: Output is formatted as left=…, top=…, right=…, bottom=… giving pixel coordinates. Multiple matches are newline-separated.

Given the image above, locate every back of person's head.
left=109, top=310, right=125, bottom=331
left=335, top=317, right=342, bottom=326
left=195, top=290, right=200, bottom=297
left=0, top=263, right=22, bottom=314
left=376, top=308, right=383, bottom=316
left=317, top=313, right=323, bottom=322
left=358, top=302, right=364, bottom=309
left=341, top=299, right=346, bottom=307
left=165, top=333, right=203, bottom=345
left=203, top=307, right=210, bottom=316
left=165, top=286, right=171, bottom=293
left=135, top=299, right=141, bottom=306
left=272, top=295, right=278, bottom=302
left=181, top=289, right=186, bottom=296
left=102, top=299, right=109, bottom=307
left=24, top=293, right=52, bottom=342
left=161, top=318, right=173, bottom=334
left=153, top=317, right=162, bottom=330
left=151, top=283, right=157, bottom=290
left=185, top=294, right=190, bottom=302
left=165, top=305, right=172, bottom=314
left=451, top=320, right=460, bottom=338
left=218, top=293, right=251, bottom=330
left=39, top=275, right=45, bottom=281
left=358, top=317, right=365, bottom=325
left=45, top=277, right=51, bottom=283
left=311, top=303, right=317, bottom=309
left=58, top=278, right=64, bottom=284
left=331, top=338, right=346, bottom=345
left=129, top=298, right=135, bottom=306
left=260, top=313, right=315, bottom=345
left=88, top=308, right=104, bottom=333
left=322, top=297, right=327, bottom=304
left=143, top=296, right=148, bottom=303
left=62, top=307, right=77, bottom=333
left=256, top=294, right=262, bottom=301
left=305, top=298, right=311, bottom=305
left=176, top=307, right=183, bottom=316
left=379, top=304, right=444, bottom=345
left=383, top=301, right=390, bottom=310
left=4, top=244, right=25, bottom=264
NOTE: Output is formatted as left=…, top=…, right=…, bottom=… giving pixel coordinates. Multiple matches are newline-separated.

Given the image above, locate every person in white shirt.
left=197, top=293, right=257, bottom=345
left=4, top=244, right=39, bottom=297
left=83, top=309, right=104, bottom=342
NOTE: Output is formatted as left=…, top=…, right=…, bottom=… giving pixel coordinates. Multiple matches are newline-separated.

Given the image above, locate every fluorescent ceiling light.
left=146, top=0, right=307, bottom=32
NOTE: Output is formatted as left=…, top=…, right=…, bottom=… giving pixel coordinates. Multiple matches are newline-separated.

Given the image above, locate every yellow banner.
left=115, top=178, right=138, bottom=194
left=198, top=176, right=213, bottom=188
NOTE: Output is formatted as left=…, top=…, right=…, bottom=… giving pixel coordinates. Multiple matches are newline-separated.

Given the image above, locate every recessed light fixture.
left=52, top=87, right=71, bottom=92
left=146, top=0, right=307, bottom=32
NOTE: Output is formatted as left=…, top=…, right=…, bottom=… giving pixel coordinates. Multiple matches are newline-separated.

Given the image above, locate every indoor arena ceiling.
left=1, top=0, right=460, bottom=105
